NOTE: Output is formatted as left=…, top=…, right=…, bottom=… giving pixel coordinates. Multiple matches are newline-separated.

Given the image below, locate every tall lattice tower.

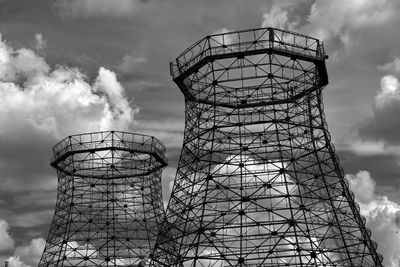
left=152, top=28, right=383, bottom=266
left=39, top=131, right=167, bottom=266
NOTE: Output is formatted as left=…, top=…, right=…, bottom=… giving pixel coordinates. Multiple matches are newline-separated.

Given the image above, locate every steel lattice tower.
left=39, top=131, right=167, bottom=266
left=152, top=28, right=383, bottom=266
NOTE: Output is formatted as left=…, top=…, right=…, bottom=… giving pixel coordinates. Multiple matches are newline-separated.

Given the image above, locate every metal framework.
left=39, top=131, right=167, bottom=266
left=152, top=28, right=383, bottom=266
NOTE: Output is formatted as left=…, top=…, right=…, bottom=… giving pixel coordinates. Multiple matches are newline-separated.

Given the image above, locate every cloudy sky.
left=0, top=0, right=399, bottom=266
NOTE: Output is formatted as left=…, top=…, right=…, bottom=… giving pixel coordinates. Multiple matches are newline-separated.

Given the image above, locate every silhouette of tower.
left=152, top=28, right=383, bottom=266
left=39, top=131, right=167, bottom=266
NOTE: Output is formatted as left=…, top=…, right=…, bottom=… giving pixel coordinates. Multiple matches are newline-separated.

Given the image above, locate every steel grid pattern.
left=39, top=131, right=167, bottom=266
left=152, top=28, right=383, bottom=266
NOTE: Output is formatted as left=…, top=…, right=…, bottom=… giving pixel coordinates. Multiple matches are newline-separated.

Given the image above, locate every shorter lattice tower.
left=39, top=131, right=167, bottom=266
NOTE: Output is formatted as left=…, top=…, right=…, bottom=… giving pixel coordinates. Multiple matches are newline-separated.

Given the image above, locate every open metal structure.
left=39, top=131, right=167, bottom=266
left=152, top=28, right=383, bottom=266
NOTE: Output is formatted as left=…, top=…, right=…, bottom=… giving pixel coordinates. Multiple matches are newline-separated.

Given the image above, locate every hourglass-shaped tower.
left=152, top=28, right=383, bottom=266
left=39, top=131, right=167, bottom=266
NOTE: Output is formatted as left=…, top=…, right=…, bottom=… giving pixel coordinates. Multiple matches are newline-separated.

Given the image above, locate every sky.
left=0, top=0, right=399, bottom=266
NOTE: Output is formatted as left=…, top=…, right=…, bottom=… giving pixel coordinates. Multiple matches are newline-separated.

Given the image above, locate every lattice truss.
left=152, top=28, right=383, bottom=266
left=39, top=131, right=167, bottom=267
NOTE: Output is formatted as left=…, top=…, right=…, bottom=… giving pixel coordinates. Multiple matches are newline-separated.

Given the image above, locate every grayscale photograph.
left=0, top=0, right=399, bottom=266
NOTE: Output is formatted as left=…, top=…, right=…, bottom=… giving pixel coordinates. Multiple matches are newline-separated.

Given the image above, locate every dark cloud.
left=395, top=210, right=400, bottom=228
left=338, top=150, right=400, bottom=187
left=358, top=101, right=400, bottom=145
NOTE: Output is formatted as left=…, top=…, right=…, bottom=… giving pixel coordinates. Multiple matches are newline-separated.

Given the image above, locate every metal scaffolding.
left=152, top=28, right=383, bottom=266
left=39, top=131, right=167, bottom=266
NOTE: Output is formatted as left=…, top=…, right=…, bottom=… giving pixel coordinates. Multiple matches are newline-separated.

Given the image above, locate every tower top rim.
left=170, top=27, right=327, bottom=80
left=50, top=131, right=167, bottom=169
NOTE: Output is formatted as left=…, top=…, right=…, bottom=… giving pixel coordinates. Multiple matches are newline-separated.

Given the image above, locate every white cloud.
left=0, top=35, right=138, bottom=194
left=361, top=198, right=400, bottom=267
left=0, top=217, right=45, bottom=267
left=210, top=28, right=236, bottom=46
left=378, top=57, right=400, bottom=73
left=375, top=75, right=400, bottom=107
left=375, top=59, right=400, bottom=106
left=93, top=67, right=136, bottom=128
left=6, top=257, right=30, bottom=267
left=13, top=238, right=45, bottom=267
left=0, top=42, right=49, bottom=82
left=337, top=137, right=400, bottom=157
left=304, top=0, right=394, bottom=42
left=34, top=33, right=46, bottom=52
left=261, top=0, right=396, bottom=52
left=54, top=0, right=147, bottom=18
left=0, top=219, right=14, bottom=251
left=261, top=4, right=299, bottom=30
left=355, top=69, right=400, bottom=146
left=346, top=170, right=376, bottom=203
left=346, top=171, right=400, bottom=267
left=0, top=35, right=137, bottom=139
left=117, top=54, right=147, bottom=74
left=346, top=140, right=387, bottom=156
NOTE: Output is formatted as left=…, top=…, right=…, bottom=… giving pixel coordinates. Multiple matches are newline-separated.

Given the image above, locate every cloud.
left=337, top=137, right=400, bottom=157
left=0, top=36, right=137, bottom=139
left=117, top=53, right=147, bottom=74
left=34, top=33, right=46, bottom=52
left=10, top=190, right=56, bottom=208
left=12, top=238, right=45, bottom=267
left=356, top=56, right=400, bottom=146
left=6, top=210, right=54, bottom=228
left=358, top=73, right=400, bottom=145
left=346, top=171, right=400, bottom=267
left=261, top=0, right=398, bottom=56
left=378, top=57, right=400, bottom=73
left=6, top=257, right=30, bottom=267
left=346, top=171, right=376, bottom=203
left=261, top=3, right=300, bottom=30
left=303, top=0, right=395, bottom=42
left=0, top=34, right=137, bottom=194
left=0, top=33, right=144, bottom=262
left=345, top=140, right=387, bottom=156
left=136, top=118, right=184, bottom=149
left=0, top=219, right=14, bottom=251
left=54, top=0, right=149, bottom=18
left=210, top=28, right=236, bottom=46
left=0, top=217, right=45, bottom=267
left=5, top=238, right=45, bottom=267
left=0, top=40, right=49, bottom=82
left=258, top=0, right=400, bottom=157
left=0, top=34, right=141, bottom=256
left=0, top=36, right=136, bottom=132
left=0, top=66, right=136, bottom=138
left=377, top=185, right=400, bottom=204
left=259, top=1, right=400, bottom=156
left=375, top=75, right=400, bottom=107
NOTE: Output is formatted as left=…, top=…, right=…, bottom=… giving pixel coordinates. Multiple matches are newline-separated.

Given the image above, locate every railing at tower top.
left=170, top=27, right=326, bottom=79
left=51, top=131, right=167, bottom=168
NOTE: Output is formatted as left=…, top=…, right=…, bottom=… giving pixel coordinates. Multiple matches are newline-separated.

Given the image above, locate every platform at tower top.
left=170, top=27, right=327, bottom=81
left=50, top=131, right=167, bottom=175
left=169, top=27, right=329, bottom=108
